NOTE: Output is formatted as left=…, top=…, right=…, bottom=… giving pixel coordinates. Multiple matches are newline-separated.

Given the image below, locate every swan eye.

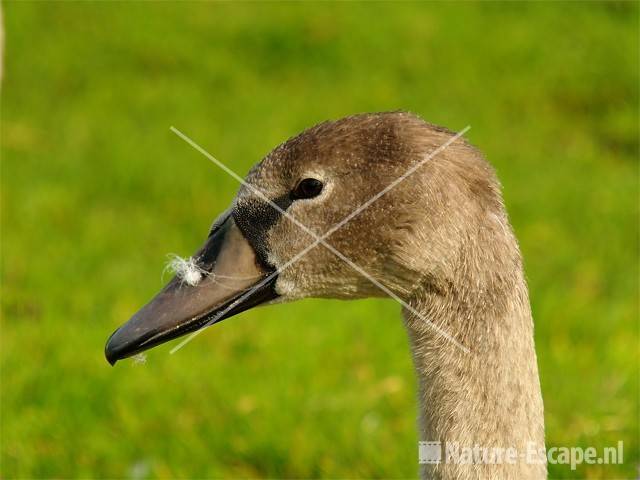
left=291, top=178, right=323, bottom=200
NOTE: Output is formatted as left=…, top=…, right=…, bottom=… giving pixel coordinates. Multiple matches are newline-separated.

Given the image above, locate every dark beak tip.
left=104, top=330, right=121, bottom=366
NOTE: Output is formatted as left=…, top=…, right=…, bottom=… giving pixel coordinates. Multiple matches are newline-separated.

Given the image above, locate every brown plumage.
left=243, top=112, right=546, bottom=479
left=107, top=111, right=546, bottom=479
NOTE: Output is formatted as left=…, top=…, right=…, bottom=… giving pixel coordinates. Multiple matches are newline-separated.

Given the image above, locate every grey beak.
left=104, top=214, right=278, bottom=365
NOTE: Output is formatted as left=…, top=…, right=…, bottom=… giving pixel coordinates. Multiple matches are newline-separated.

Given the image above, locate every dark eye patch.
left=291, top=178, right=323, bottom=200
left=233, top=194, right=293, bottom=269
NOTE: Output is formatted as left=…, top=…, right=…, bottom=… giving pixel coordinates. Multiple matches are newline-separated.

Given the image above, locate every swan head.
left=105, top=112, right=503, bottom=364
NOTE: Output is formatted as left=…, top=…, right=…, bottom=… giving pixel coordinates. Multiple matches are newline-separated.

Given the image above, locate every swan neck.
left=403, top=264, right=546, bottom=479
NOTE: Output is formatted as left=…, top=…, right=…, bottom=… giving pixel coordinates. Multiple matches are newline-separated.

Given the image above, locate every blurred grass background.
left=1, top=2, right=638, bottom=479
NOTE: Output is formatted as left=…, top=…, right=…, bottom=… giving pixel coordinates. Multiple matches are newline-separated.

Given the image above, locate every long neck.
left=402, top=235, right=546, bottom=479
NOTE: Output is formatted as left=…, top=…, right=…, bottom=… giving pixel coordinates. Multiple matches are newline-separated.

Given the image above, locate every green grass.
left=1, top=2, right=638, bottom=478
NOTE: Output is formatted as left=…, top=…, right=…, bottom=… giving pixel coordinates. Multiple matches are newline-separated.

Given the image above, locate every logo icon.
left=419, top=441, right=442, bottom=464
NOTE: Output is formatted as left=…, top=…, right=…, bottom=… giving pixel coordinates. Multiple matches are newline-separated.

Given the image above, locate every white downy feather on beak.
left=165, top=254, right=207, bottom=286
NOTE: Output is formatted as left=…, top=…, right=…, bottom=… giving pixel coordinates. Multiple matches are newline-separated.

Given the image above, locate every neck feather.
left=402, top=227, right=546, bottom=480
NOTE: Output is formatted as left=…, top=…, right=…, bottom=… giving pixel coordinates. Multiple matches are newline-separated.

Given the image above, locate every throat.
left=402, top=268, right=546, bottom=479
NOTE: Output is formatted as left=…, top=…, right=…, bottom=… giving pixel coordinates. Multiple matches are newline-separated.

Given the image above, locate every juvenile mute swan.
left=106, top=112, right=546, bottom=479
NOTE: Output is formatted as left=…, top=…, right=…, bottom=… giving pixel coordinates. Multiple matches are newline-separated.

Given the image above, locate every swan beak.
left=104, top=215, right=278, bottom=365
